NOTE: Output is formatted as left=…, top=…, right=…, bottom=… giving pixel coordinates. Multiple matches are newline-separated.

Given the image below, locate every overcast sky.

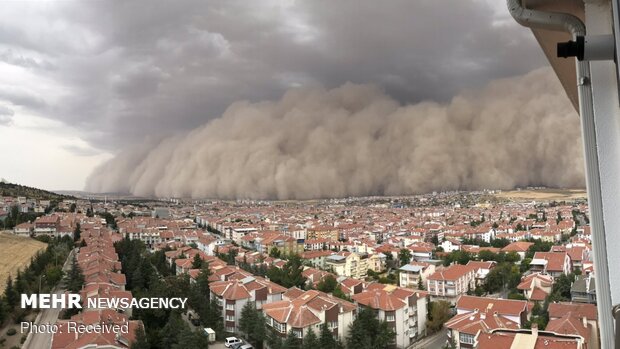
left=0, top=0, right=547, bottom=191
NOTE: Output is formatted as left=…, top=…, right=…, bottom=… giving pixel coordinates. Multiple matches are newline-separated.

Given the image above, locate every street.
left=22, top=248, right=76, bottom=349
left=408, top=329, right=448, bottom=349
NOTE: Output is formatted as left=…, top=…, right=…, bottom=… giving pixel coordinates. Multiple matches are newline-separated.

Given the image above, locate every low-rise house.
left=500, top=241, right=534, bottom=260
left=300, top=250, right=334, bottom=269
left=13, top=222, right=33, bottom=236
left=517, top=273, right=554, bottom=302
left=441, top=239, right=462, bottom=253
left=465, top=261, right=495, bottom=286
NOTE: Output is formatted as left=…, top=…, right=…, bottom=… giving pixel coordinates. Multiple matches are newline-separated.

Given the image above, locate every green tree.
left=418, top=276, right=425, bottom=290
left=0, top=298, right=6, bottom=325
left=73, top=223, right=81, bottom=242
left=269, top=247, right=281, bottom=259
left=332, top=286, right=351, bottom=301
left=191, top=253, right=202, bottom=269
left=317, top=275, right=338, bottom=293
left=302, top=327, right=319, bottom=349
left=477, top=250, right=497, bottom=262
left=505, top=251, right=520, bottom=263
left=172, top=327, right=210, bottom=349
left=4, top=275, right=18, bottom=309
left=398, top=249, right=412, bottom=266
left=284, top=329, right=301, bottom=349
left=45, top=265, right=64, bottom=286
left=267, top=328, right=283, bottom=349
left=65, top=254, right=84, bottom=293
left=267, top=255, right=307, bottom=288
left=320, top=323, right=338, bottom=349
left=346, top=307, right=395, bottom=349
left=130, top=324, right=150, bottom=349
left=427, top=301, right=452, bottom=334
left=239, top=301, right=266, bottom=348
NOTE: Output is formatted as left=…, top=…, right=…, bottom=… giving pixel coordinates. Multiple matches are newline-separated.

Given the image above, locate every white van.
left=225, top=337, right=242, bottom=347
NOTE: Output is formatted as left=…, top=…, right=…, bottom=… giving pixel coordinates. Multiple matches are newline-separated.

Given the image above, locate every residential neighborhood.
left=0, top=187, right=600, bottom=348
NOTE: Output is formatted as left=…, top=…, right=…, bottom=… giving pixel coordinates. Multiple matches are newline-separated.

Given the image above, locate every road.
left=408, top=329, right=449, bottom=349
left=23, top=248, right=76, bottom=349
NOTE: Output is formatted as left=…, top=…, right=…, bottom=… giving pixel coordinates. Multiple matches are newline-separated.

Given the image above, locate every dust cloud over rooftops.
left=85, top=67, right=584, bottom=200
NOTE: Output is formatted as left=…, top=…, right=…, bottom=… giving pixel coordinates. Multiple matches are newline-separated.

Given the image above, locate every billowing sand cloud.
left=86, top=67, right=584, bottom=199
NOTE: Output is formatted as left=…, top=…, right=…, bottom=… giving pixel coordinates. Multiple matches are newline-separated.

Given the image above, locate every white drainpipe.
left=506, top=0, right=614, bottom=348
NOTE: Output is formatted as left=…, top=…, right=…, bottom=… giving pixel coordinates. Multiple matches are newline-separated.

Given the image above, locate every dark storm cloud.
left=0, top=0, right=546, bottom=149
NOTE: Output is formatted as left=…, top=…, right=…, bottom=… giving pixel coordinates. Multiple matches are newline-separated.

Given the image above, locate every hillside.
left=0, top=180, right=73, bottom=200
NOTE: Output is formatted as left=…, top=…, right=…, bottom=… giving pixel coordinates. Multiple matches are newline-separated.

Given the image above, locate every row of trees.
left=113, top=237, right=214, bottom=349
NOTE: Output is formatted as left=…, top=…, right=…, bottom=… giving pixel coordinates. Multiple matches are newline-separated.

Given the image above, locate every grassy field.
left=494, top=188, right=587, bottom=202
left=0, top=233, right=47, bottom=293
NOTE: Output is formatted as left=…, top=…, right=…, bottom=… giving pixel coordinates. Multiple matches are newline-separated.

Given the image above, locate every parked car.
left=225, top=337, right=242, bottom=347
left=231, top=343, right=246, bottom=349
left=239, top=345, right=254, bottom=349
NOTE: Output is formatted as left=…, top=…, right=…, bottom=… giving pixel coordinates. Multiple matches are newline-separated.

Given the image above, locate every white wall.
left=584, top=2, right=620, bottom=346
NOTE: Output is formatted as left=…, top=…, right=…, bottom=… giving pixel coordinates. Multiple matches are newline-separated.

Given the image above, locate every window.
left=293, top=329, right=303, bottom=338
left=386, top=315, right=395, bottom=322
left=460, top=333, right=475, bottom=345
left=226, top=304, right=234, bottom=311
left=274, top=321, right=286, bottom=333
left=226, top=315, right=235, bottom=322
left=226, top=326, right=235, bottom=333
left=328, top=321, right=338, bottom=330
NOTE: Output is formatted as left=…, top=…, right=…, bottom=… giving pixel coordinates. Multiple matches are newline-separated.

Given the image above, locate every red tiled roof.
left=548, top=303, right=597, bottom=321
left=446, top=310, right=519, bottom=335
left=456, top=296, right=528, bottom=317
left=427, top=264, right=474, bottom=281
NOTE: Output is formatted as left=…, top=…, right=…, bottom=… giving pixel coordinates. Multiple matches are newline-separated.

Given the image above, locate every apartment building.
left=209, top=275, right=287, bottom=333
left=306, top=226, right=340, bottom=241
left=426, top=265, right=476, bottom=303
left=325, top=252, right=368, bottom=279
left=455, top=296, right=529, bottom=327
left=352, top=284, right=428, bottom=348
left=476, top=328, right=587, bottom=349
left=530, top=251, right=572, bottom=277
left=262, top=289, right=356, bottom=341
left=399, top=262, right=435, bottom=289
